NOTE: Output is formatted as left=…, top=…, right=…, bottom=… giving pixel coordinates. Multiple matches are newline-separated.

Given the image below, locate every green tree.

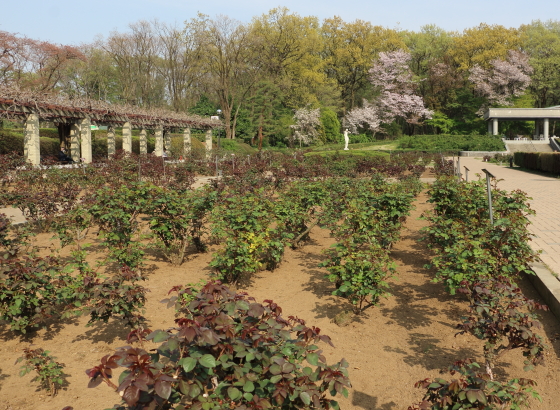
left=321, top=17, right=406, bottom=111
left=320, top=107, right=341, bottom=143
left=250, top=8, right=340, bottom=110
left=521, top=20, right=560, bottom=108
left=188, top=95, right=218, bottom=117
left=449, top=23, right=522, bottom=71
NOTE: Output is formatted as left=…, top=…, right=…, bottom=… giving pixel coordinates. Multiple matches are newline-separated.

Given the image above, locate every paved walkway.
left=455, top=157, right=560, bottom=277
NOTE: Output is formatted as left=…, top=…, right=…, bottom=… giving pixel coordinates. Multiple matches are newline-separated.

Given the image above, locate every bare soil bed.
left=2, top=191, right=559, bottom=410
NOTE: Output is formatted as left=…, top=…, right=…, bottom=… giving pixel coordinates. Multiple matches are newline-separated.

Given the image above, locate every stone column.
left=79, top=118, right=92, bottom=164
left=154, top=125, right=164, bottom=156
left=544, top=118, right=550, bottom=139
left=70, top=123, right=81, bottom=162
left=487, top=121, right=492, bottom=136
left=122, top=122, right=132, bottom=153
left=107, top=126, right=116, bottom=156
left=205, top=129, right=212, bottom=159
left=183, top=128, right=191, bottom=155
left=139, top=128, right=147, bottom=154
left=24, top=113, right=40, bottom=165
left=492, top=118, right=498, bottom=136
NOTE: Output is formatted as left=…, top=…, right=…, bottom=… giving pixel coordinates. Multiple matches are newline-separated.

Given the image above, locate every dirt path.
left=1, top=192, right=559, bottom=409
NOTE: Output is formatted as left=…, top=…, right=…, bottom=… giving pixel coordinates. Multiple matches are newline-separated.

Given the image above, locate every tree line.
left=1, top=9, right=559, bottom=146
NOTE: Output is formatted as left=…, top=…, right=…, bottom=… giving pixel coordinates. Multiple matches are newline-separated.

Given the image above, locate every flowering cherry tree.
left=290, top=106, right=321, bottom=146
left=345, top=50, right=432, bottom=135
left=469, top=50, right=533, bottom=113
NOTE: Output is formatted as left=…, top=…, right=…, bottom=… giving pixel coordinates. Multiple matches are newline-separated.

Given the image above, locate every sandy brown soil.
left=1, top=191, right=560, bottom=410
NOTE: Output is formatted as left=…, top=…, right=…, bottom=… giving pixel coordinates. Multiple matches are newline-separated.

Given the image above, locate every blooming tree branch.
left=290, top=107, right=321, bottom=146
left=469, top=50, right=533, bottom=114
left=345, top=50, right=432, bottom=135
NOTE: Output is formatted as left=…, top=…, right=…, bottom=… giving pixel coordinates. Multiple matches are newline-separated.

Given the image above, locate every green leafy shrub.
left=409, top=359, right=540, bottom=410
left=145, top=186, right=216, bottom=265
left=321, top=240, right=395, bottom=313
left=0, top=253, right=74, bottom=332
left=87, top=282, right=351, bottom=410
left=423, top=177, right=538, bottom=294
left=399, top=134, right=506, bottom=152
left=457, top=277, right=548, bottom=379
left=210, top=188, right=283, bottom=283
left=17, top=347, right=66, bottom=396
left=88, top=182, right=151, bottom=269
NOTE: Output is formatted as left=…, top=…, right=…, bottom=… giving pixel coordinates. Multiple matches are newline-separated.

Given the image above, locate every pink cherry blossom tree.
left=469, top=50, right=533, bottom=113
left=290, top=106, right=321, bottom=146
left=345, top=50, right=432, bottom=135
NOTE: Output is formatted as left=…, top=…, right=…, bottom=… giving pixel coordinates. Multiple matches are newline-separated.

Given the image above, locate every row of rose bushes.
left=409, top=168, right=548, bottom=409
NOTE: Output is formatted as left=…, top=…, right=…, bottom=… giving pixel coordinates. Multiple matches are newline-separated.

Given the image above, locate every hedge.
left=0, top=130, right=60, bottom=157
left=398, top=134, right=505, bottom=151
left=513, top=152, right=560, bottom=174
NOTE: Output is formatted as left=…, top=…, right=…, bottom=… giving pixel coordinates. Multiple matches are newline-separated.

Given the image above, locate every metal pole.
left=482, top=168, right=495, bottom=225
left=456, top=154, right=461, bottom=180
left=464, top=166, right=469, bottom=182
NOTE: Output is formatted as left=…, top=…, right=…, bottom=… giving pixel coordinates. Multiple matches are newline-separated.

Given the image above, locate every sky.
left=1, top=0, right=559, bottom=45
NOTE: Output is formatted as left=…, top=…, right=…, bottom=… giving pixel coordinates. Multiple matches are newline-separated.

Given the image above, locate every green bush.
left=399, top=134, right=505, bottom=151
left=0, top=130, right=60, bottom=157
left=349, top=134, right=375, bottom=144
left=320, top=108, right=341, bottom=143
left=39, top=128, right=59, bottom=139
left=514, top=152, right=560, bottom=174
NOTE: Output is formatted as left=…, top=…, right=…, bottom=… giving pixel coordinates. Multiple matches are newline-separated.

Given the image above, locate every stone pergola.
left=484, top=107, right=560, bottom=138
left=0, top=96, right=221, bottom=165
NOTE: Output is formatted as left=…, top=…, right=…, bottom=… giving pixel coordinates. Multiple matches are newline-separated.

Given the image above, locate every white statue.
left=343, top=129, right=349, bottom=150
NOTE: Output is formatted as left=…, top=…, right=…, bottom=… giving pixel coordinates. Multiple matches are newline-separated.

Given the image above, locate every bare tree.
left=153, top=21, right=205, bottom=112
left=190, top=14, right=261, bottom=139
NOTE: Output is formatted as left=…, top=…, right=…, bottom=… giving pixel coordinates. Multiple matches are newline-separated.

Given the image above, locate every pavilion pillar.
left=139, top=128, right=147, bottom=154
left=544, top=118, right=550, bottom=139
left=205, top=129, right=212, bottom=159
left=492, top=118, right=498, bottom=136
left=183, top=128, right=191, bottom=155
left=107, top=126, right=115, bottom=156
left=70, top=123, right=81, bottom=162
left=154, top=125, right=164, bottom=156
left=122, top=122, right=132, bottom=153
left=24, top=114, right=40, bottom=165
left=487, top=121, right=492, bottom=136
left=79, top=118, right=92, bottom=164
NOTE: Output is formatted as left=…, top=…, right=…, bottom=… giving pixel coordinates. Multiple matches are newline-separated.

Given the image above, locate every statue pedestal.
left=344, top=147, right=349, bottom=150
